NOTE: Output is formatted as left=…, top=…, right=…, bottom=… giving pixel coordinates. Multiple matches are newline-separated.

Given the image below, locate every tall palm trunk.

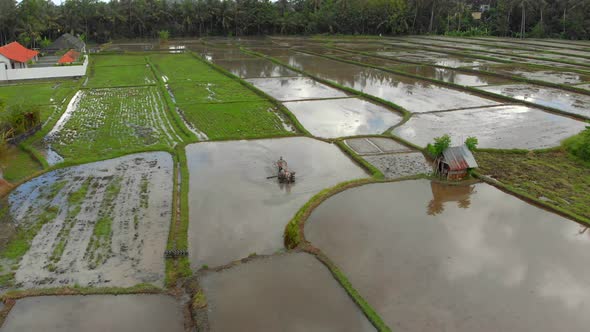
left=428, top=0, right=436, bottom=33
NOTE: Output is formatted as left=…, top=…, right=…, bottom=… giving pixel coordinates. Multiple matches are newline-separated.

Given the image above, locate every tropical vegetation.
left=1, top=0, right=590, bottom=47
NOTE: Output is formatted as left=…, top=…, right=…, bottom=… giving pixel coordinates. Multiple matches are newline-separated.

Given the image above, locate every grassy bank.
left=475, top=150, right=590, bottom=224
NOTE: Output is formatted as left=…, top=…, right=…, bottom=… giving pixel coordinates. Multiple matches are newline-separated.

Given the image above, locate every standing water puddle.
left=305, top=180, right=590, bottom=331
left=283, top=97, right=402, bottom=138
left=185, top=137, right=367, bottom=268
left=246, top=77, right=348, bottom=101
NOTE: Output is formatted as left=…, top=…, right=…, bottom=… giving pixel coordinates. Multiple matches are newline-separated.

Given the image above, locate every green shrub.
left=426, top=134, right=451, bottom=157
left=158, top=30, right=170, bottom=42
left=465, top=136, right=478, bottom=151
left=563, top=126, right=590, bottom=162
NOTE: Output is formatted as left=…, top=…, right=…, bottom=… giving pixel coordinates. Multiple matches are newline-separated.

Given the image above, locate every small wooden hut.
left=434, top=145, right=478, bottom=180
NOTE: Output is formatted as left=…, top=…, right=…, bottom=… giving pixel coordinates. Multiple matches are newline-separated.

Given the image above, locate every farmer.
left=277, top=157, right=285, bottom=171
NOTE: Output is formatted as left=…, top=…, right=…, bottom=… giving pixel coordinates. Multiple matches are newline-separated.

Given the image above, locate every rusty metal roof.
left=442, top=145, right=478, bottom=171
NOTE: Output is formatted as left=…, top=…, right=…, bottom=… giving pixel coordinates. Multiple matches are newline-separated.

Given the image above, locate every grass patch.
left=165, top=145, right=192, bottom=286
left=192, top=290, right=207, bottom=309
left=86, top=64, right=155, bottom=88
left=178, top=101, right=292, bottom=140
left=169, top=80, right=264, bottom=104
left=149, top=53, right=221, bottom=83
left=0, top=204, right=59, bottom=282
left=92, top=55, right=148, bottom=67
left=0, top=81, right=79, bottom=122
left=0, top=272, right=14, bottom=288
left=0, top=145, right=42, bottom=183
left=85, top=177, right=121, bottom=269
left=48, top=87, right=181, bottom=161
left=0, top=82, right=63, bottom=106
left=475, top=150, right=590, bottom=222
left=150, top=53, right=294, bottom=140
left=1, top=283, right=161, bottom=300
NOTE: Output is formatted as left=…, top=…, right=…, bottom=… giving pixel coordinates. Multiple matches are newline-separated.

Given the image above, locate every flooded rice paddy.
left=283, top=97, right=402, bottom=138
left=200, top=253, right=374, bottom=331
left=185, top=137, right=367, bottom=268
left=375, top=49, right=501, bottom=68
left=478, top=64, right=590, bottom=85
left=480, top=84, right=590, bottom=118
left=5, top=152, right=173, bottom=288
left=394, top=65, right=511, bottom=86
left=270, top=53, right=499, bottom=112
left=1, top=295, right=184, bottom=332
left=305, top=180, right=590, bottom=332
left=246, top=77, right=348, bottom=101
left=393, top=105, right=587, bottom=149
left=212, top=58, right=300, bottom=78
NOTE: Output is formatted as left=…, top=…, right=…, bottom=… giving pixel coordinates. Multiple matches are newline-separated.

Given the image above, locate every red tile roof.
left=58, top=49, right=81, bottom=64
left=0, top=42, right=39, bottom=63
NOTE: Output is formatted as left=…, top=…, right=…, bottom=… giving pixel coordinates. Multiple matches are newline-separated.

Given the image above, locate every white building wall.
left=0, top=54, right=10, bottom=72
left=0, top=55, right=88, bottom=81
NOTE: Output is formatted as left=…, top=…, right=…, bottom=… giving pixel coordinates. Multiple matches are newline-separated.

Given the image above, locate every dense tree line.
left=0, top=0, right=589, bottom=46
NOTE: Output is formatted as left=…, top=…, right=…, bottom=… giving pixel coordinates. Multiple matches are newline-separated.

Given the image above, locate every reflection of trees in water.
left=286, top=56, right=432, bottom=93
left=427, top=181, right=475, bottom=216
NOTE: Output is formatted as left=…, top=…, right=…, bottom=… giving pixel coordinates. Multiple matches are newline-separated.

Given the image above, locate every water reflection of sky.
left=393, top=105, right=586, bottom=149
left=480, top=84, right=590, bottom=118
left=305, top=180, right=590, bottom=331
left=284, top=98, right=402, bottom=138
left=278, top=53, right=498, bottom=112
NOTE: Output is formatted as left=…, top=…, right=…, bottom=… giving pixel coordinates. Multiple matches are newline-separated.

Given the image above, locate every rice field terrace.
left=44, top=87, right=182, bottom=162
left=1, top=36, right=590, bottom=332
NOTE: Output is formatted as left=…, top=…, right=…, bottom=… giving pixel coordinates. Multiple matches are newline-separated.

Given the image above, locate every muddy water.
left=283, top=98, right=402, bottom=138
left=213, top=58, right=299, bottom=78
left=479, top=84, right=590, bottom=118
left=364, top=152, right=432, bottom=178
left=577, top=83, right=590, bottom=91
left=245, top=77, right=348, bottom=101
left=201, top=252, right=375, bottom=331
left=275, top=53, right=499, bottom=112
left=1, top=295, right=184, bottom=332
left=7, top=152, right=173, bottom=288
left=394, top=65, right=511, bottom=86
left=479, top=64, right=590, bottom=85
left=393, top=105, right=587, bottom=149
left=185, top=137, right=367, bottom=268
left=305, top=180, right=590, bottom=332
